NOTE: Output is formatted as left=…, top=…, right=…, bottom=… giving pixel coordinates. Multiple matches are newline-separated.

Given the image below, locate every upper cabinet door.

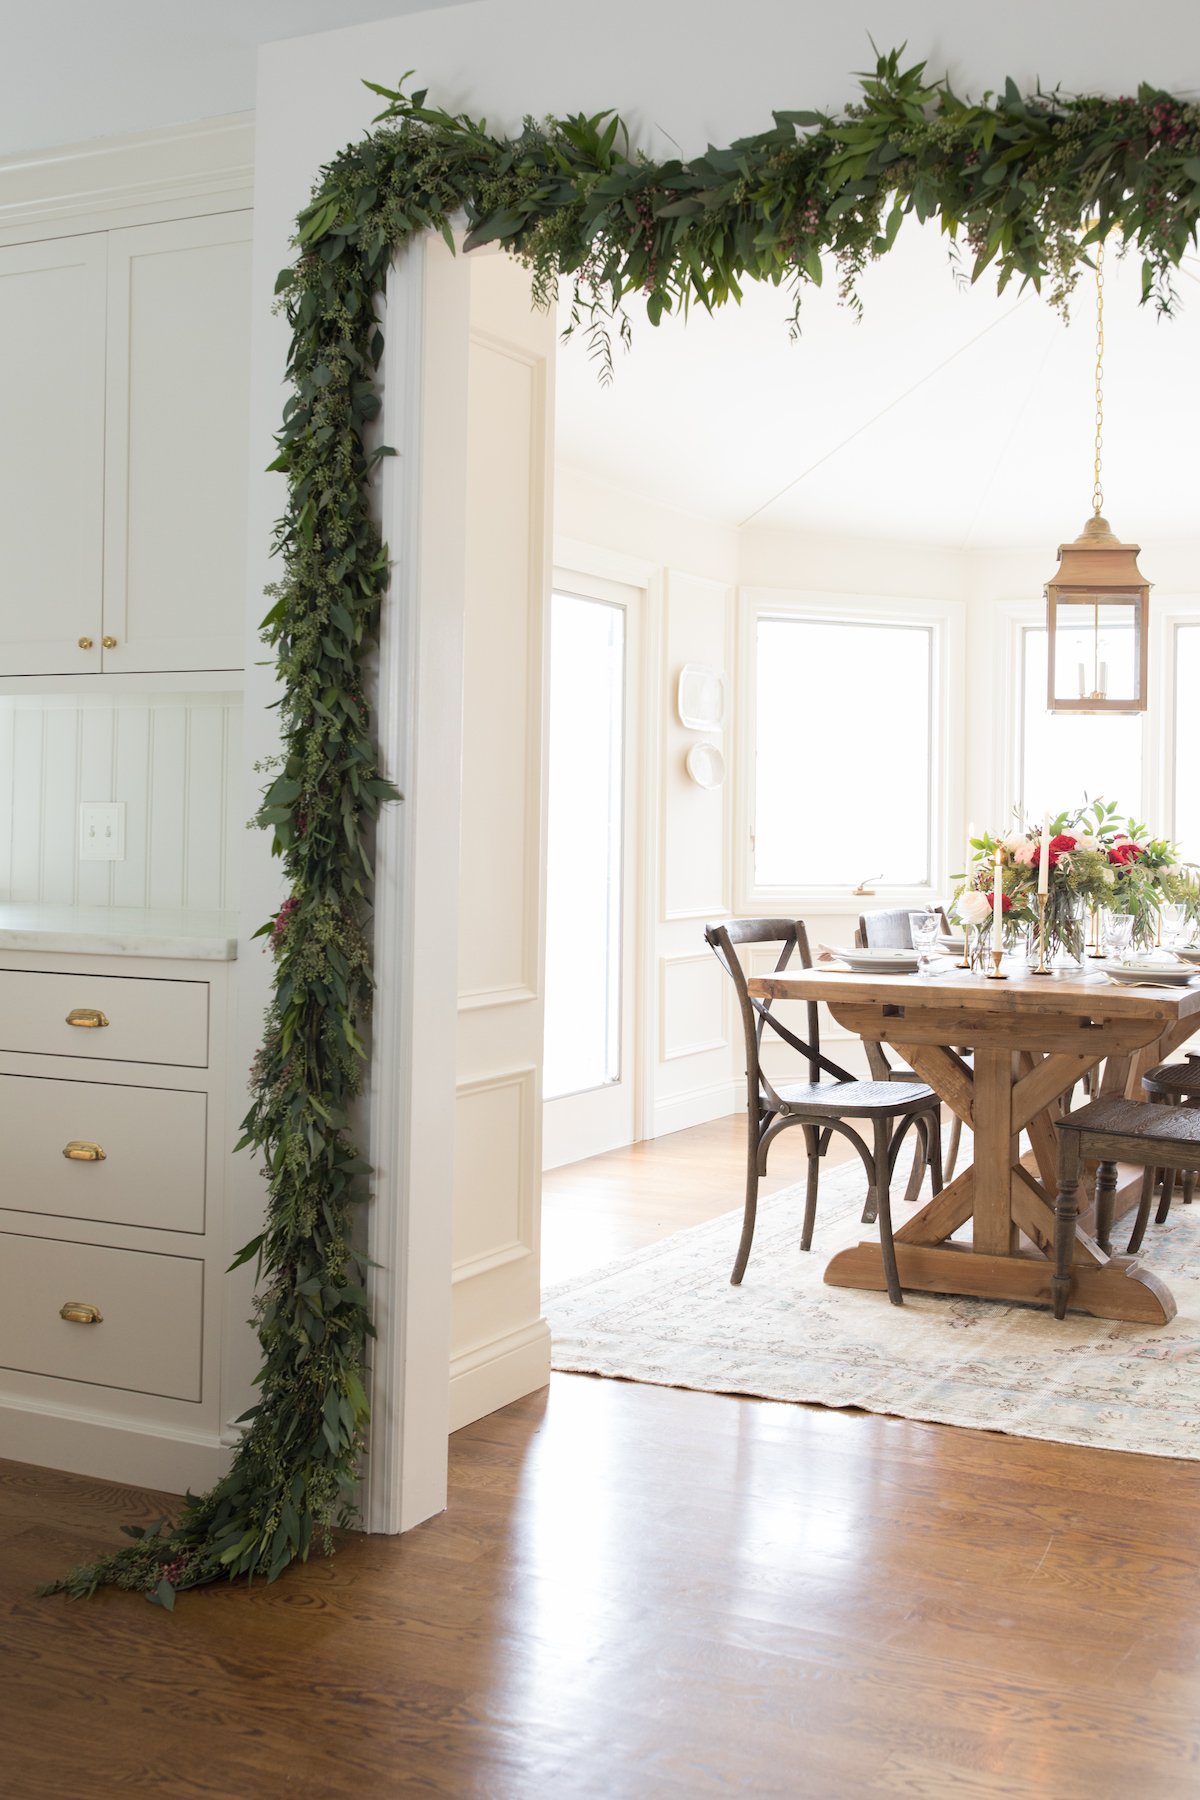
left=103, top=213, right=252, bottom=673
left=0, top=235, right=106, bottom=675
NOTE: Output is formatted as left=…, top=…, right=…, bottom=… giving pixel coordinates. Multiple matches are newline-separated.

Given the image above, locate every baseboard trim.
left=652, top=1078, right=742, bottom=1137
left=0, top=1394, right=230, bottom=1493
left=448, top=1318, right=551, bottom=1433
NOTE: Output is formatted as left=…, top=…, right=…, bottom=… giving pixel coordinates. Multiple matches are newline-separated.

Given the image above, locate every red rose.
left=1108, top=841, right=1144, bottom=866
left=1032, top=833, right=1077, bottom=870
left=985, top=891, right=1013, bottom=913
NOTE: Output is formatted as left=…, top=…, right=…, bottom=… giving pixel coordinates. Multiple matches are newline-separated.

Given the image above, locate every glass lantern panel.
left=1050, top=591, right=1140, bottom=704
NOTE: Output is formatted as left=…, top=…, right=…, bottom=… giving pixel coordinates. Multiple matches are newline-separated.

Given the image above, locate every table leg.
left=971, top=1047, right=1018, bottom=1256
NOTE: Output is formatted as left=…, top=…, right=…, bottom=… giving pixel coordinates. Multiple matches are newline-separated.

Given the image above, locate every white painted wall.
left=0, top=693, right=242, bottom=910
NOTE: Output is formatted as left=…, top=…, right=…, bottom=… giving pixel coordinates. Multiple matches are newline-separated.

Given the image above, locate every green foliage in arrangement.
left=41, top=48, right=1200, bottom=1603
left=958, top=800, right=1200, bottom=959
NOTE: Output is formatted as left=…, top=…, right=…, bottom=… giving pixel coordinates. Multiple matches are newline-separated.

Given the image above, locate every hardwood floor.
left=6, top=1117, right=1200, bottom=1798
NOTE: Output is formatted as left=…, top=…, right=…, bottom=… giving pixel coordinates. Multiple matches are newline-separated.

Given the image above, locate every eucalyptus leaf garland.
left=42, top=47, right=1200, bottom=1604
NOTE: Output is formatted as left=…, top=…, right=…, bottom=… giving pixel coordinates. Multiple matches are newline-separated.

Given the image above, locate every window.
left=752, top=614, right=934, bottom=890
left=1174, top=624, right=1200, bottom=863
left=542, top=591, right=625, bottom=1101
left=1019, top=625, right=1142, bottom=821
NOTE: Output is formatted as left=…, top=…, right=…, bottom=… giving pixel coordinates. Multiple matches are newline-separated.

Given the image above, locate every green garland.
left=42, top=48, right=1200, bottom=1604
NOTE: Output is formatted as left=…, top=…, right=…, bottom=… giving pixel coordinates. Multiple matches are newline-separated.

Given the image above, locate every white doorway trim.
left=363, top=232, right=468, bottom=1535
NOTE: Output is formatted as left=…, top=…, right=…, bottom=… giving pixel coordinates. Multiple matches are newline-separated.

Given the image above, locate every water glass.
left=908, top=910, right=941, bottom=969
left=1161, top=902, right=1187, bottom=948
left=1103, top=912, right=1136, bottom=960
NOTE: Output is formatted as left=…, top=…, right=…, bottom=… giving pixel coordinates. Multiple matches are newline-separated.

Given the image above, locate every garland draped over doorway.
left=45, top=49, right=1200, bottom=1603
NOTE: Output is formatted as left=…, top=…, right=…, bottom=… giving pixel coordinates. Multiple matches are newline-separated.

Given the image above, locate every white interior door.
left=542, top=571, right=641, bottom=1170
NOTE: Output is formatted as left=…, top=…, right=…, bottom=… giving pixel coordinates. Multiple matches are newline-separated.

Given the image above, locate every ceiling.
left=554, top=221, right=1200, bottom=549
left=0, top=0, right=468, bottom=156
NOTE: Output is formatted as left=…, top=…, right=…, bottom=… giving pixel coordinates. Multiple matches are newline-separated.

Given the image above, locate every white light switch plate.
left=79, top=801, right=126, bottom=862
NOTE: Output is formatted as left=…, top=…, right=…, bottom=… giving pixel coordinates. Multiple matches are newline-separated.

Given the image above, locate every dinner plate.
left=834, top=948, right=920, bottom=975
left=938, top=934, right=965, bottom=955
left=1105, top=961, right=1197, bottom=987
left=1172, top=945, right=1200, bottom=964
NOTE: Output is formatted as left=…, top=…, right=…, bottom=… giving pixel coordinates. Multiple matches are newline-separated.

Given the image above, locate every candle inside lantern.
left=993, top=847, right=1004, bottom=949
left=1038, top=812, right=1051, bottom=897
left=1077, top=662, right=1086, bottom=699
left=1099, top=660, right=1108, bottom=698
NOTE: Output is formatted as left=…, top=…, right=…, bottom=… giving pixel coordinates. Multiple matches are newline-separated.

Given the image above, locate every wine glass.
left=1161, top=902, right=1187, bottom=950
left=1103, top=911, right=1136, bottom=961
left=908, top=909, right=941, bottom=970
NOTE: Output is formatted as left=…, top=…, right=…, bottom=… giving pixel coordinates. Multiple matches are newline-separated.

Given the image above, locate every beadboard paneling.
left=0, top=693, right=241, bottom=909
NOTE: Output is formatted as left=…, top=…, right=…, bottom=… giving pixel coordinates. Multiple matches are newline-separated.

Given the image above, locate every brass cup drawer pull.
left=102, top=635, right=117, bottom=650
left=65, top=1008, right=109, bottom=1029
left=59, top=1301, right=103, bottom=1325
left=63, top=1140, right=106, bottom=1162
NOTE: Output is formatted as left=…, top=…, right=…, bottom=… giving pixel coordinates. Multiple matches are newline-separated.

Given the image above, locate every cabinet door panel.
left=0, top=236, right=106, bottom=675
left=103, top=214, right=252, bottom=673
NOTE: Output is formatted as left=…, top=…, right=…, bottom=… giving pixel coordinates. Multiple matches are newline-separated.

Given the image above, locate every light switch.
left=79, top=802, right=126, bottom=862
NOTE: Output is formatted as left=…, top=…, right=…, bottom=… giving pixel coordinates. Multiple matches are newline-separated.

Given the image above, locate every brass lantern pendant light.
left=1044, top=235, right=1151, bottom=713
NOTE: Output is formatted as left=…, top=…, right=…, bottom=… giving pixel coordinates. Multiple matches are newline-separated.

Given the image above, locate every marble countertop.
left=0, top=904, right=240, bottom=961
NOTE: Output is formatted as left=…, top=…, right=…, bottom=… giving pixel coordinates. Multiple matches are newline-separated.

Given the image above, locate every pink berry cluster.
left=1147, top=99, right=1187, bottom=146
left=271, top=894, right=300, bottom=946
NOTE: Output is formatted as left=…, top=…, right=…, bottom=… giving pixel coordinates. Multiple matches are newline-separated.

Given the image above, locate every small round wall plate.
left=685, top=741, right=725, bottom=788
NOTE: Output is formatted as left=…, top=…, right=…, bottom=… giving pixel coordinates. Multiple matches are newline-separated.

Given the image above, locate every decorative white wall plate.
left=685, top=741, right=725, bottom=789
left=677, top=663, right=725, bottom=730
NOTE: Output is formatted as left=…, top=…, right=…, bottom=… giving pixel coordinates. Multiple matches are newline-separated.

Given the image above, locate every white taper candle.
left=993, top=847, right=1004, bottom=948
left=1038, top=812, right=1051, bottom=897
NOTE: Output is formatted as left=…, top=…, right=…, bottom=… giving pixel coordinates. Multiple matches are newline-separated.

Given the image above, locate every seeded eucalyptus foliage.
left=42, top=48, right=1200, bottom=1605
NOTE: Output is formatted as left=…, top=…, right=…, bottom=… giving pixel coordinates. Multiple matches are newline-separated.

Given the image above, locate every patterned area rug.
left=543, top=1161, right=1200, bottom=1458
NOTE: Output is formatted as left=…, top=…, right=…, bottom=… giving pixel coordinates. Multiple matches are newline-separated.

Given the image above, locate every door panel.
left=103, top=213, right=252, bottom=672
left=0, top=235, right=106, bottom=675
left=450, top=252, right=555, bottom=1430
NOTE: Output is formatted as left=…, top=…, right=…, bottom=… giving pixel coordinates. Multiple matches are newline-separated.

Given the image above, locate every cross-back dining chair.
left=856, top=905, right=965, bottom=1183
left=704, top=917, right=944, bottom=1306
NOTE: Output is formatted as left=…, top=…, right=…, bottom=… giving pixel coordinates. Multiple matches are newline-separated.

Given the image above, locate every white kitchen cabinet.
left=0, top=945, right=238, bottom=1491
left=0, top=234, right=107, bottom=675
left=103, top=213, right=252, bottom=673
left=0, top=210, right=252, bottom=680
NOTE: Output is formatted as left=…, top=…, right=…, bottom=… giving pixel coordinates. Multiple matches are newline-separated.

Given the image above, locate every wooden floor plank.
left=5, top=1117, right=1200, bottom=1798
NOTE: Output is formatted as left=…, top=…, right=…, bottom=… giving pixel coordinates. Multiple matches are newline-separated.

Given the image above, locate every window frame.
left=735, top=586, right=964, bottom=915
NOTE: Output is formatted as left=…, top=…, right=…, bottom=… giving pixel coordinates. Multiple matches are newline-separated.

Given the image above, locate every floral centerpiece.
left=954, top=801, right=1200, bottom=963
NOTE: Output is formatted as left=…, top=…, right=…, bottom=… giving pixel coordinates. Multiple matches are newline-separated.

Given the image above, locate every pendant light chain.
left=1092, top=238, right=1105, bottom=516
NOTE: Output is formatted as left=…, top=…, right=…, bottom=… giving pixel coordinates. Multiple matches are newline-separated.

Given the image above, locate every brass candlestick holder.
left=1088, top=905, right=1106, bottom=959
left=1031, top=892, right=1052, bottom=974
left=956, top=923, right=972, bottom=970
left=987, top=944, right=1007, bottom=980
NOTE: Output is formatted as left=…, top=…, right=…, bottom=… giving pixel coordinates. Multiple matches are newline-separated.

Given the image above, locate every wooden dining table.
left=747, top=959, right=1200, bottom=1323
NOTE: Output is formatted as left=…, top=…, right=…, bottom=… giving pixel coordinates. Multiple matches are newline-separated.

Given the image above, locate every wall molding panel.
left=659, top=950, right=729, bottom=1062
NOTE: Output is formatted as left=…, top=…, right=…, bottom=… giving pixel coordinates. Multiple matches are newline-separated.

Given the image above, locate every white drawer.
left=0, top=1231, right=203, bottom=1401
left=0, top=1074, right=206, bottom=1233
left=0, top=968, right=208, bottom=1066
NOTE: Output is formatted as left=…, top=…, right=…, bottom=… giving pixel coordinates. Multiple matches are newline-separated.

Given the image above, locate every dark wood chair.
left=856, top=905, right=964, bottom=1184
left=1136, top=1054, right=1200, bottom=1234
left=1053, top=1096, right=1200, bottom=1318
left=704, top=918, right=944, bottom=1306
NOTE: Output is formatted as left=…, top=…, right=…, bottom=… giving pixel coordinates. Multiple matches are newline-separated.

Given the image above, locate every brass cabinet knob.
left=60, top=1301, right=103, bottom=1325
left=65, top=1008, right=109, bottom=1029
left=63, top=1140, right=106, bottom=1162
left=78, top=637, right=94, bottom=650
left=102, top=635, right=117, bottom=649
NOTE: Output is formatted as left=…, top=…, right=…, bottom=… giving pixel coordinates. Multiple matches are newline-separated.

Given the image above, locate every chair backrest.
left=704, top=918, right=851, bottom=1105
left=858, top=907, right=914, bottom=950
left=857, top=904, right=954, bottom=951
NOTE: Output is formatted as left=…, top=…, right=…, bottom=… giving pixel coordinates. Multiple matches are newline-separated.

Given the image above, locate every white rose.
left=1012, top=842, right=1038, bottom=867
left=1075, top=834, right=1100, bottom=851
left=1001, top=833, right=1029, bottom=855
left=957, top=891, right=992, bottom=926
